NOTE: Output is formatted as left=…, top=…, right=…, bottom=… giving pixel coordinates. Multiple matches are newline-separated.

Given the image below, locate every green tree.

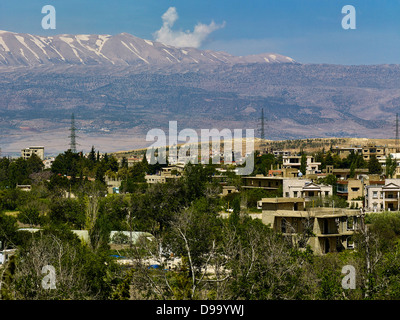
left=385, top=154, right=397, bottom=178
left=300, top=153, right=307, bottom=176
left=368, top=155, right=382, bottom=175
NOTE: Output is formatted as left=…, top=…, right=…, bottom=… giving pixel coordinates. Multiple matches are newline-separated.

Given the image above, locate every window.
left=281, top=219, right=287, bottom=233
left=347, top=217, right=354, bottom=230
left=373, top=191, right=378, bottom=199
left=325, top=191, right=329, bottom=196
left=285, top=192, right=289, bottom=197
left=294, top=191, right=298, bottom=197
left=347, top=237, right=354, bottom=249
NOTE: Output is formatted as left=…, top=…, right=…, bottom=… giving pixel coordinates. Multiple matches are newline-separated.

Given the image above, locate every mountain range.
left=0, top=30, right=294, bottom=67
left=0, top=30, right=399, bottom=155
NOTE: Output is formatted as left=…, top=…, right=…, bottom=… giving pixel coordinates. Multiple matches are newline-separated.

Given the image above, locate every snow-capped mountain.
left=0, top=30, right=295, bottom=67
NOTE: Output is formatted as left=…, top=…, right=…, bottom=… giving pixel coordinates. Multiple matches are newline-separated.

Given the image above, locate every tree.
left=368, top=155, right=382, bottom=175
left=385, top=154, right=397, bottom=178
left=3, top=232, right=118, bottom=300
left=300, top=153, right=307, bottom=176
left=26, top=154, right=44, bottom=174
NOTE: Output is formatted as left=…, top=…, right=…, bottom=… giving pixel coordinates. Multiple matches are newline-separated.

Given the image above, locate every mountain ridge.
left=0, top=30, right=296, bottom=67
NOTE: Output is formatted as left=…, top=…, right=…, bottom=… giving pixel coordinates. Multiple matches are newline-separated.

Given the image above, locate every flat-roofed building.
left=242, top=175, right=284, bottom=191
left=282, top=155, right=321, bottom=175
left=362, top=145, right=387, bottom=162
left=260, top=197, right=361, bottom=255
left=21, top=146, right=44, bottom=160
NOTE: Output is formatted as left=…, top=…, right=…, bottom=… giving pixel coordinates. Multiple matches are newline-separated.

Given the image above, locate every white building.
left=365, top=179, right=400, bottom=212
left=283, top=179, right=333, bottom=200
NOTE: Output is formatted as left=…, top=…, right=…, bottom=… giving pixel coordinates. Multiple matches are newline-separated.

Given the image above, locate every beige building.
left=260, top=198, right=360, bottom=255
left=242, top=175, right=283, bottom=191
left=282, top=155, right=321, bottom=175
left=336, top=179, right=364, bottom=208
left=105, top=175, right=122, bottom=194
left=332, top=146, right=362, bottom=159
left=362, top=145, right=387, bottom=162
left=21, top=146, right=44, bottom=161
left=325, top=165, right=369, bottom=180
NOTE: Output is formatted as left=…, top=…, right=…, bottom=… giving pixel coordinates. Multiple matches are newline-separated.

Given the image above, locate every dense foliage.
left=0, top=148, right=397, bottom=300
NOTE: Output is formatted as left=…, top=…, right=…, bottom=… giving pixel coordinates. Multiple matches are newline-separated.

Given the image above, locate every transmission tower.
left=396, top=113, right=399, bottom=152
left=260, top=108, right=265, bottom=140
left=257, top=108, right=268, bottom=151
left=69, top=113, right=77, bottom=153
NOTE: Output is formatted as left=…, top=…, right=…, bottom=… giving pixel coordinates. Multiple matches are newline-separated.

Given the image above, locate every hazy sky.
left=0, top=0, right=399, bottom=64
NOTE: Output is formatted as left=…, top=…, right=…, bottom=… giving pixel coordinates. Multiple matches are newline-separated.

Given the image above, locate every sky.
left=0, top=0, right=399, bottom=64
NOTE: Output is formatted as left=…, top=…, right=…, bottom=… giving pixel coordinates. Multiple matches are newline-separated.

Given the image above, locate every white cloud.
left=153, top=7, right=225, bottom=48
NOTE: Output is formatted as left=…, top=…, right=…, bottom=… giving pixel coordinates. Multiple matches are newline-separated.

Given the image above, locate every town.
left=1, top=138, right=400, bottom=300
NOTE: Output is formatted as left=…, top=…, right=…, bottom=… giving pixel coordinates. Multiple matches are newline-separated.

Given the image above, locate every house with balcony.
left=365, top=179, right=400, bottom=212
left=283, top=179, right=332, bottom=201
left=260, top=197, right=361, bottom=255
left=282, top=155, right=321, bottom=175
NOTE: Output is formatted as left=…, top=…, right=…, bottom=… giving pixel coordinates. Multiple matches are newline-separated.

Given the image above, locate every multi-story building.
left=260, top=197, right=361, bottom=255
left=365, top=179, right=400, bottom=212
left=332, top=146, right=362, bottom=159
left=325, top=165, right=369, bottom=180
left=21, top=146, right=44, bottom=161
left=362, top=145, right=387, bottom=162
left=283, top=179, right=333, bottom=200
left=336, top=179, right=365, bottom=207
left=282, top=155, right=321, bottom=175
left=273, top=150, right=292, bottom=157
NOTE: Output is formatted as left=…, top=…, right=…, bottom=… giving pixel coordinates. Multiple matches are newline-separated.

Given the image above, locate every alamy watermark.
left=341, top=265, right=356, bottom=290
left=41, top=265, right=56, bottom=290
left=145, top=121, right=255, bottom=175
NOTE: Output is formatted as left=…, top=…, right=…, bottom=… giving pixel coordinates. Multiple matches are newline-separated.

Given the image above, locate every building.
left=267, top=167, right=300, bottom=178
left=21, top=146, right=44, bottom=160
left=325, top=165, right=369, bottom=180
left=220, top=186, right=239, bottom=197
left=242, top=175, right=284, bottom=191
left=362, top=145, right=387, bottom=162
left=336, top=179, right=364, bottom=208
left=282, top=155, right=321, bottom=175
left=273, top=150, right=292, bottom=157
left=16, top=185, right=32, bottom=192
left=332, top=146, right=362, bottom=159
left=283, top=179, right=333, bottom=200
left=43, top=157, right=55, bottom=170
left=364, top=179, right=400, bottom=212
left=260, top=197, right=361, bottom=255
left=105, top=175, right=122, bottom=194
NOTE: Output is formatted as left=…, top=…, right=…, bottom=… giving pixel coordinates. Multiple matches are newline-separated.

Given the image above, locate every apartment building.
left=260, top=197, right=361, bottom=255
left=21, top=146, right=44, bottom=161
left=362, top=145, right=387, bottom=162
